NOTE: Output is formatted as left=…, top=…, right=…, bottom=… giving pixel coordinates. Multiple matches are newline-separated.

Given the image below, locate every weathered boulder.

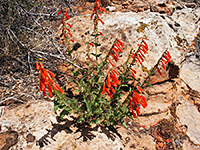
left=180, top=55, right=200, bottom=92
left=0, top=101, right=124, bottom=150
left=67, top=8, right=200, bottom=71
left=176, top=95, right=200, bottom=145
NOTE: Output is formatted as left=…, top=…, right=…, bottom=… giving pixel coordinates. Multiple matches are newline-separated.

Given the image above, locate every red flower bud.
left=156, top=67, right=162, bottom=75
left=107, top=58, right=115, bottom=67
left=161, top=61, right=166, bottom=70
left=36, top=62, right=40, bottom=70
left=107, top=72, right=111, bottom=88
left=57, top=10, right=62, bottom=16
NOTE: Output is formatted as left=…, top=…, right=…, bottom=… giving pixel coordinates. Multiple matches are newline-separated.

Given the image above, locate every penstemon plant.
left=36, top=0, right=172, bottom=128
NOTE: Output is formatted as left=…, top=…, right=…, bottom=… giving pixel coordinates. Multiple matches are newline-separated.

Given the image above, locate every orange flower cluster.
left=57, top=10, right=74, bottom=44
left=107, top=39, right=124, bottom=67
left=131, top=38, right=149, bottom=66
left=129, top=89, right=147, bottom=118
left=157, top=51, right=171, bottom=75
left=91, top=0, right=105, bottom=31
left=91, top=0, right=105, bottom=19
left=36, top=62, right=64, bottom=98
left=102, top=69, right=121, bottom=98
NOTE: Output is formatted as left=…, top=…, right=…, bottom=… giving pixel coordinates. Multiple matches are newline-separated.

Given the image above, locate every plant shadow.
left=36, top=116, right=122, bottom=148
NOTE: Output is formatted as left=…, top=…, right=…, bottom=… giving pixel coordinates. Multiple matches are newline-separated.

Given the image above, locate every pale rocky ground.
left=0, top=0, right=200, bottom=149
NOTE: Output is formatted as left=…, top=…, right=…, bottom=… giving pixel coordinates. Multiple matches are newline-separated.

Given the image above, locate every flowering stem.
left=124, top=37, right=145, bottom=76
left=141, top=48, right=169, bottom=86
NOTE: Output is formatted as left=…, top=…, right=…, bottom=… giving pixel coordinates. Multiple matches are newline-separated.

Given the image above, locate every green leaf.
left=144, top=80, right=153, bottom=87
left=91, top=53, right=102, bottom=58
left=120, top=84, right=128, bottom=87
left=54, top=104, right=59, bottom=113
left=60, top=109, right=70, bottom=120
left=69, top=79, right=79, bottom=86
left=68, top=49, right=74, bottom=56
left=122, top=122, right=128, bottom=129
left=93, top=43, right=101, bottom=47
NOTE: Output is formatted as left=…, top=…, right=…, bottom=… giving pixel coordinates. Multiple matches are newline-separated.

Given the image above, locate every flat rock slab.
left=177, top=95, right=200, bottom=145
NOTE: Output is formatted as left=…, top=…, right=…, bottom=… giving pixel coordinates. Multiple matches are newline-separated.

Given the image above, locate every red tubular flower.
left=131, top=53, right=135, bottom=58
left=161, top=61, right=166, bottom=70
left=99, top=19, right=104, bottom=25
left=62, top=28, right=65, bottom=33
left=117, top=39, right=124, bottom=48
left=68, top=32, right=73, bottom=37
left=156, top=67, right=162, bottom=75
left=67, top=23, right=72, bottom=28
left=110, top=53, right=119, bottom=62
left=66, top=28, right=70, bottom=32
left=70, top=39, right=74, bottom=42
left=64, top=11, right=70, bottom=20
left=105, top=88, right=113, bottom=98
left=112, top=48, right=119, bottom=57
left=57, top=10, right=62, bottom=16
left=111, top=70, right=121, bottom=85
left=138, top=54, right=144, bottom=62
left=162, top=59, right=168, bottom=64
left=48, top=83, right=53, bottom=98
left=130, top=70, right=136, bottom=78
left=109, top=86, right=116, bottom=94
left=36, top=62, right=40, bottom=70
left=107, top=58, right=115, bottom=67
left=140, top=96, right=147, bottom=108
left=47, top=73, right=54, bottom=84
left=43, top=86, right=47, bottom=97
left=113, top=69, right=119, bottom=76
left=129, top=98, right=136, bottom=118
left=90, top=13, right=94, bottom=19
left=138, top=37, right=142, bottom=40
left=137, top=86, right=143, bottom=94
left=139, top=51, right=145, bottom=59
left=136, top=54, right=143, bottom=65
left=114, top=43, right=123, bottom=52
left=48, top=82, right=53, bottom=91
left=88, top=55, right=91, bottom=60
left=54, top=83, right=64, bottom=94
left=107, top=72, right=111, bottom=88
left=166, top=51, right=171, bottom=59
left=141, top=45, right=148, bottom=54
left=132, top=90, right=141, bottom=104
left=40, top=81, right=45, bottom=92
left=37, top=62, right=64, bottom=97
left=111, top=81, right=117, bottom=88
left=52, top=83, right=58, bottom=91
left=47, top=70, right=56, bottom=78
left=135, top=105, right=140, bottom=116
left=131, top=68, right=136, bottom=74
left=113, top=47, right=119, bottom=53
left=39, top=62, right=44, bottom=69
left=99, top=31, right=103, bottom=36
left=89, top=43, right=94, bottom=47
left=143, top=41, right=149, bottom=51
left=99, top=7, right=105, bottom=12
left=164, top=55, right=171, bottom=62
